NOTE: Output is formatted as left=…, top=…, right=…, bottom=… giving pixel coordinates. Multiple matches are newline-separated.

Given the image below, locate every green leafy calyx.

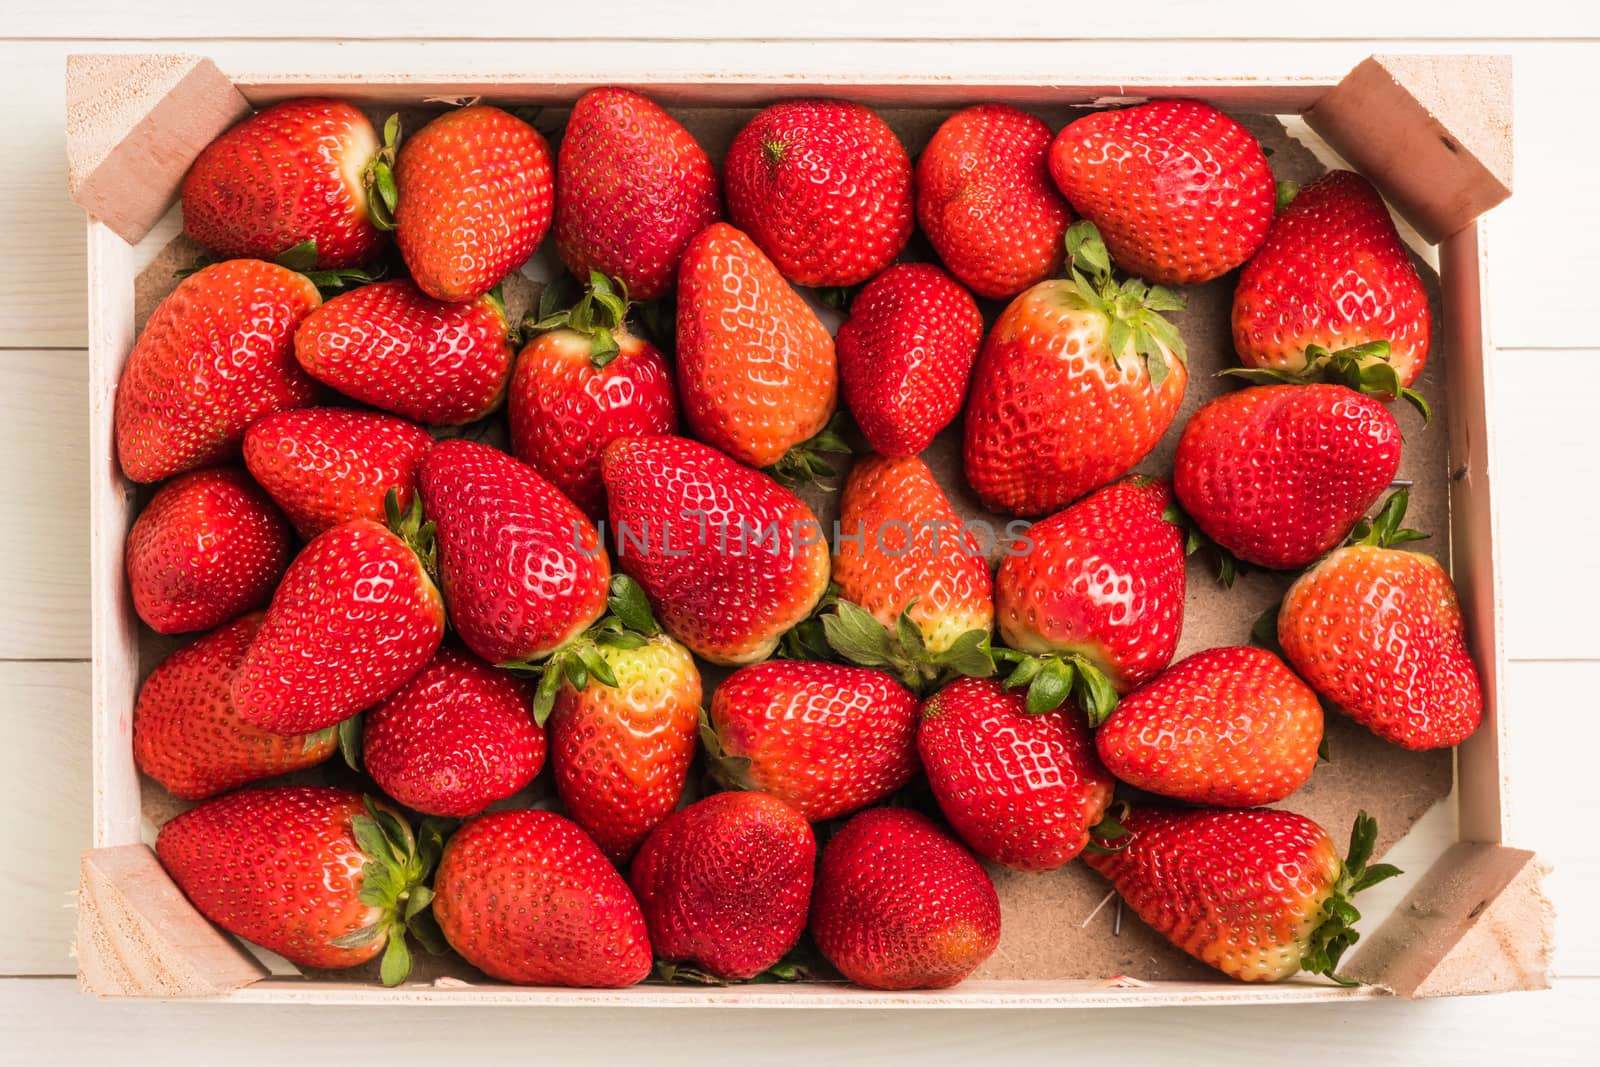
left=822, top=599, right=995, bottom=694
left=1060, top=220, right=1188, bottom=391
left=1300, top=810, right=1403, bottom=984
left=362, top=114, right=401, bottom=233
left=764, top=411, right=855, bottom=489
left=1348, top=487, right=1430, bottom=549
left=528, top=271, right=632, bottom=367
left=329, top=799, right=451, bottom=987
left=992, top=647, right=1119, bottom=726
left=1221, top=341, right=1431, bottom=423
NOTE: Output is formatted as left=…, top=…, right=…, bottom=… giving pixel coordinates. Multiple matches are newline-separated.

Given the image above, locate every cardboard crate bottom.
left=70, top=51, right=1549, bottom=1005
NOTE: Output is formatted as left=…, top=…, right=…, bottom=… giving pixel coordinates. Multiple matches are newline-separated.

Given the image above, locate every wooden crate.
left=68, top=51, right=1547, bottom=1006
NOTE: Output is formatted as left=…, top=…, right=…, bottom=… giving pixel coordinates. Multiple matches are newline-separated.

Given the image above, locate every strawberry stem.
left=1301, top=810, right=1403, bottom=984
left=1347, top=488, right=1430, bottom=548
left=362, top=114, right=402, bottom=233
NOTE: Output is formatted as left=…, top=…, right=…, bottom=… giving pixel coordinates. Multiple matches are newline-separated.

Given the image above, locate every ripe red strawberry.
left=509, top=275, right=679, bottom=518
left=723, top=99, right=912, bottom=287
left=810, top=807, right=1000, bottom=990
left=133, top=614, right=336, bottom=800
left=181, top=98, right=385, bottom=269
left=1048, top=99, right=1274, bottom=285
left=115, top=259, right=321, bottom=483
left=548, top=632, right=702, bottom=863
left=918, top=676, right=1115, bottom=872
left=629, top=791, right=815, bottom=981
left=1173, top=384, right=1402, bottom=570
left=293, top=278, right=514, bottom=426
left=1097, top=646, right=1323, bottom=807
left=827, top=454, right=994, bottom=687
left=431, top=808, right=652, bottom=987
left=231, top=515, right=444, bottom=734
left=243, top=407, right=434, bottom=539
left=156, top=786, right=442, bottom=985
left=916, top=103, right=1073, bottom=300
left=391, top=105, right=553, bottom=303
left=600, top=435, right=831, bottom=664
left=675, top=223, right=838, bottom=472
left=964, top=223, right=1188, bottom=516
left=835, top=264, right=982, bottom=457
left=418, top=439, right=610, bottom=666
left=1085, top=807, right=1401, bottom=983
left=361, top=643, right=545, bottom=818
left=554, top=88, right=721, bottom=300
left=994, top=476, right=1185, bottom=719
left=1234, top=171, right=1432, bottom=389
left=705, top=660, right=919, bottom=821
left=125, top=467, right=292, bottom=635
left=1277, top=491, right=1482, bottom=750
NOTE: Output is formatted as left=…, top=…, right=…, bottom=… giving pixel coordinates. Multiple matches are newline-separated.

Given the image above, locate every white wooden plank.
left=0, top=349, right=88, bottom=659
left=0, top=664, right=91, bottom=976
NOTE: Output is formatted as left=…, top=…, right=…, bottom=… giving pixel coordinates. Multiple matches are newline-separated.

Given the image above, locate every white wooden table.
left=5, top=5, right=1599, bottom=1062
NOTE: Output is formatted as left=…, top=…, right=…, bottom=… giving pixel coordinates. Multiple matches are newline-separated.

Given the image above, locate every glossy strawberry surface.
left=1097, top=646, right=1323, bottom=806
left=115, top=259, right=321, bottom=483
left=133, top=613, right=336, bottom=801
left=810, top=807, right=1000, bottom=990
left=836, top=264, right=983, bottom=458
left=394, top=105, right=553, bottom=302
left=916, top=103, right=1073, bottom=299
left=1234, top=171, right=1432, bottom=388
left=231, top=519, right=444, bottom=734
left=629, top=791, right=816, bottom=981
left=432, top=809, right=653, bottom=987
left=600, top=435, right=831, bottom=664
left=1279, top=545, right=1482, bottom=750
left=708, top=660, right=919, bottom=821
left=1048, top=99, right=1274, bottom=285
left=1173, top=384, right=1402, bottom=570
left=419, top=440, right=610, bottom=664
left=995, top=477, right=1184, bottom=692
left=243, top=407, right=435, bottom=538
left=723, top=99, right=913, bottom=287
left=549, top=634, right=702, bottom=863
left=918, top=676, right=1115, bottom=872
left=555, top=87, right=721, bottom=300
left=362, top=643, right=545, bottom=817
left=125, top=467, right=292, bottom=635
left=675, top=223, right=837, bottom=469
left=181, top=98, right=385, bottom=269
left=293, top=279, right=513, bottom=426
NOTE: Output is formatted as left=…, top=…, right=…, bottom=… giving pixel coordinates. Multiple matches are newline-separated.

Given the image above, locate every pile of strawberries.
left=117, top=89, right=1483, bottom=992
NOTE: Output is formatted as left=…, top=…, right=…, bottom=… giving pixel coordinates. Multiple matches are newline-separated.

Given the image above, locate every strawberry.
left=810, top=807, right=1000, bottom=990
left=509, top=274, right=679, bottom=518
left=1173, top=383, right=1402, bottom=570
left=826, top=454, right=994, bottom=688
left=390, top=105, right=553, bottom=303
left=548, top=631, right=702, bottom=863
left=243, top=407, right=434, bottom=539
left=231, top=511, right=444, bottom=734
left=835, top=264, right=983, bottom=458
left=916, top=103, right=1073, bottom=300
left=629, top=791, right=816, bottom=981
left=115, top=259, right=321, bottom=483
left=554, top=87, right=721, bottom=300
left=600, top=435, right=832, bottom=664
left=431, top=808, right=652, bottom=987
left=918, top=676, right=1115, bottom=872
left=1096, top=646, right=1323, bottom=807
left=993, top=476, right=1185, bottom=720
left=125, top=467, right=292, bottom=635
left=1047, top=99, right=1274, bottom=286
left=704, top=660, right=919, bottom=822
left=181, top=98, right=386, bottom=269
left=964, top=222, right=1188, bottom=516
left=360, top=643, right=545, bottom=818
left=675, top=223, right=839, bottom=473
left=418, top=439, right=610, bottom=668
left=723, top=99, right=912, bottom=287
left=1233, top=171, right=1432, bottom=390
left=133, top=614, right=336, bottom=800
left=293, top=279, right=514, bottom=426
left=1085, top=807, right=1401, bottom=983
left=1277, top=490, right=1483, bottom=750
left=155, top=786, right=443, bottom=985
